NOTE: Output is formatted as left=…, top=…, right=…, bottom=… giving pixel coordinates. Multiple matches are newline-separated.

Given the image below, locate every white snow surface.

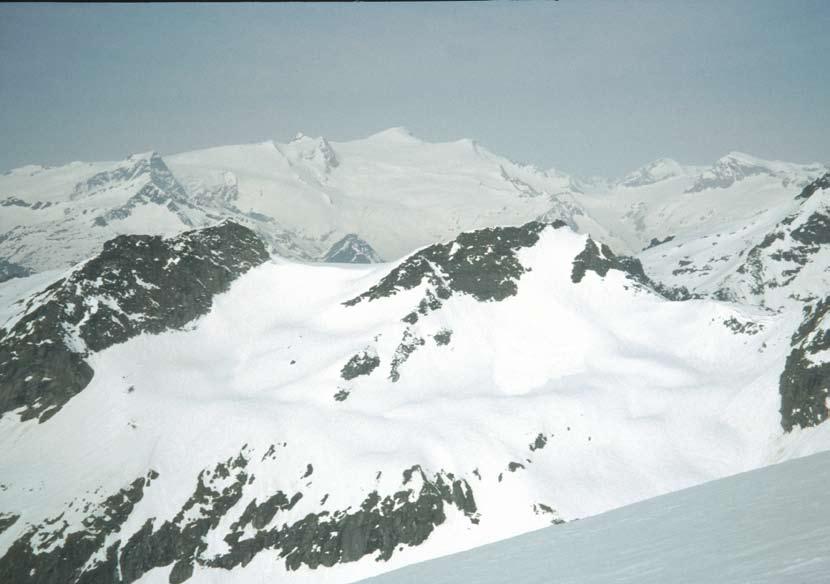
left=1, top=130, right=829, bottom=583
left=359, top=449, right=830, bottom=584
left=2, top=224, right=830, bottom=583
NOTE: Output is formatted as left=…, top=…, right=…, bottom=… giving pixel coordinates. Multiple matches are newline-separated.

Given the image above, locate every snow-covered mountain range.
left=1, top=129, right=829, bottom=583
left=4, top=128, right=823, bottom=278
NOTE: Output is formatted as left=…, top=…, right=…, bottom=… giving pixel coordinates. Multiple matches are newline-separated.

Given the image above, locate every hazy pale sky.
left=1, top=1, right=828, bottom=177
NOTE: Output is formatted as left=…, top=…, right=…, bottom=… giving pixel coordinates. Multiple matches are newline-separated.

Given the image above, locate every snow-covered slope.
left=578, top=152, right=826, bottom=255
left=360, top=449, right=830, bottom=584
left=0, top=152, right=210, bottom=274
left=634, top=171, right=830, bottom=309
left=160, top=128, right=585, bottom=263
left=1, top=130, right=829, bottom=583
left=1, top=220, right=829, bottom=584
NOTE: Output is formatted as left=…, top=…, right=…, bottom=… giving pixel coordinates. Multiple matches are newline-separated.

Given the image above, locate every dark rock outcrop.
left=795, top=172, right=830, bottom=200
left=344, top=222, right=567, bottom=383
left=572, top=237, right=697, bottom=301
left=723, top=317, right=764, bottom=336
left=323, top=234, right=382, bottom=264
left=389, top=329, right=425, bottom=382
left=790, top=211, right=830, bottom=246
left=1, top=196, right=30, bottom=207
left=116, top=455, right=251, bottom=583
left=341, top=350, right=380, bottom=380
left=433, top=329, right=452, bottom=346
left=0, top=471, right=157, bottom=584
left=734, top=174, right=829, bottom=301
left=529, top=433, right=547, bottom=452
left=780, top=298, right=830, bottom=431
left=0, top=221, right=269, bottom=422
left=345, top=221, right=565, bottom=308
left=0, top=258, right=30, bottom=283
left=0, top=513, right=19, bottom=536
left=0, top=453, right=479, bottom=584
left=571, top=238, right=649, bottom=285
left=644, top=235, right=675, bottom=250
left=207, top=466, right=477, bottom=575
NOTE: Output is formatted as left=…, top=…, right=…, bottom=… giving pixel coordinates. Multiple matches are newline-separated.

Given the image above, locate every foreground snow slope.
left=2, top=220, right=829, bottom=583
left=360, top=449, right=830, bottom=584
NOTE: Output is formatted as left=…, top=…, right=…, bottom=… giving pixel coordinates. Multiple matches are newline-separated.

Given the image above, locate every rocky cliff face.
left=346, top=221, right=563, bottom=309
left=633, top=172, right=830, bottom=308
left=780, top=297, right=830, bottom=431
left=0, top=259, right=30, bottom=284
left=0, top=221, right=269, bottom=422
left=0, top=445, right=479, bottom=584
left=88, top=152, right=195, bottom=228
left=727, top=172, right=830, bottom=307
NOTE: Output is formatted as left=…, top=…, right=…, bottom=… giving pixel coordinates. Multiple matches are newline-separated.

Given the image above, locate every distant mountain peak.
left=323, top=233, right=382, bottom=263
left=719, top=150, right=763, bottom=163
left=126, top=150, right=162, bottom=162
left=618, top=158, right=685, bottom=187
left=4, top=164, right=50, bottom=176
left=713, top=151, right=775, bottom=172
left=283, top=133, right=339, bottom=172
left=365, top=126, right=420, bottom=142
left=685, top=151, right=816, bottom=193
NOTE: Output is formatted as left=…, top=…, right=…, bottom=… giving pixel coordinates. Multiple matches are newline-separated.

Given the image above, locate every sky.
left=1, top=1, right=828, bottom=177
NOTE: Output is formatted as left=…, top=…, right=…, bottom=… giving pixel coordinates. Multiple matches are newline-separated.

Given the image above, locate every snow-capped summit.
left=322, top=233, right=382, bottom=263
left=125, top=150, right=161, bottom=162
left=685, top=151, right=824, bottom=193
left=718, top=150, right=771, bottom=165
left=0, top=132, right=826, bottom=285
left=163, top=131, right=584, bottom=263
left=693, top=151, right=775, bottom=189
left=618, top=157, right=686, bottom=188
left=2, top=164, right=51, bottom=177
left=280, top=133, right=340, bottom=174
left=364, top=126, right=420, bottom=143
